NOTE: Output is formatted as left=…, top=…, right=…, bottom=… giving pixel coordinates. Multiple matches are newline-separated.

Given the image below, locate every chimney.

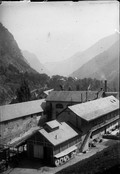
left=81, top=93, right=83, bottom=103
left=96, top=91, right=99, bottom=99
left=86, top=91, right=88, bottom=101
left=104, top=80, right=107, bottom=92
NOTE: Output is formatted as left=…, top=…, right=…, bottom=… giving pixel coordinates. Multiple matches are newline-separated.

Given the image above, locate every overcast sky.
left=0, top=1, right=119, bottom=63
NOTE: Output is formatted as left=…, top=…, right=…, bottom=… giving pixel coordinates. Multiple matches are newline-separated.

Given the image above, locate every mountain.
left=0, top=23, right=36, bottom=73
left=45, top=33, right=118, bottom=76
left=22, top=50, right=50, bottom=75
left=0, top=23, right=50, bottom=105
left=70, top=40, right=119, bottom=90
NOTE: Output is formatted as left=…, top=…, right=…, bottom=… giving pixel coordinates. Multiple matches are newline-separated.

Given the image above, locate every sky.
left=0, top=1, right=119, bottom=64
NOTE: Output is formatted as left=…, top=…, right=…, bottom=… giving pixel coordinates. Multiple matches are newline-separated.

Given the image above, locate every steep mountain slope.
left=0, top=23, right=36, bottom=73
left=22, top=50, right=50, bottom=75
left=70, top=40, right=119, bottom=90
left=0, top=23, right=50, bottom=105
left=45, top=33, right=118, bottom=76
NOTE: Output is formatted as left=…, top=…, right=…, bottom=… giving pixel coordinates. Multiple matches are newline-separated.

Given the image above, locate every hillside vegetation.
left=0, top=23, right=50, bottom=105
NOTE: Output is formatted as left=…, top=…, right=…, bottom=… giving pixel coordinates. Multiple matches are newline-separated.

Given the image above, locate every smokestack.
left=104, top=80, right=107, bottom=92
left=86, top=91, right=88, bottom=101
left=81, top=93, right=83, bottom=103
left=96, top=91, right=99, bottom=99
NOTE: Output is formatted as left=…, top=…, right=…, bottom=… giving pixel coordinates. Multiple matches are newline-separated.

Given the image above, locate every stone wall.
left=57, top=142, right=120, bottom=174
left=0, top=114, right=42, bottom=144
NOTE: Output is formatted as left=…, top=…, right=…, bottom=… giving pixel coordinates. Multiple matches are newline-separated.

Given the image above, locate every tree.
left=68, top=85, right=72, bottom=91
left=76, top=84, right=80, bottom=91
left=16, top=80, right=31, bottom=102
left=0, top=90, right=7, bottom=105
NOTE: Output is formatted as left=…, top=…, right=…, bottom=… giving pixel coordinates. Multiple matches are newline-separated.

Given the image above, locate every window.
left=56, top=104, right=63, bottom=109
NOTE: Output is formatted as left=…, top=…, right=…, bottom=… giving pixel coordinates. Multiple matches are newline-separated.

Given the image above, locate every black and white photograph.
left=0, top=1, right=119, bottom=174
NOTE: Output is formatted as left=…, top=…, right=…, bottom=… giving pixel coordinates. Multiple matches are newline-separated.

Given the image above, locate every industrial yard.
left=1, top=132, right=120, bottom=174
left=0, top=83, right=120, bottom=174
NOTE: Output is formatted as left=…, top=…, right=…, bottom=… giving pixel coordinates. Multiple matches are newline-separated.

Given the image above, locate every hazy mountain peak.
left=22, top=50, right=51, bottom=75
left=70, top=39, right=119, bottom=90
left=44, top=32, right=119, bottom=76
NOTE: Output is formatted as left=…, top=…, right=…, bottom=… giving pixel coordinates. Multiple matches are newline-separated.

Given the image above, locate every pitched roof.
left=7, top=127, right=39, bottom=148
left=46, top=91, right=99, bottom=102
left=0, top=99, right=45, bottom=122
left=68, top=96, right=119, bottom=122
left=39, top=120, right=78, bottom=146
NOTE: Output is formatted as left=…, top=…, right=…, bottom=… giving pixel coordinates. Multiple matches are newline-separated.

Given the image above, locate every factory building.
left=57, top=96, right=119, bottom=152
left=46, top=90, right=104, bottom=120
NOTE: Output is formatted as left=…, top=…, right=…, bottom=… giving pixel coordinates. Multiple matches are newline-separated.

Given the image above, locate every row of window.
left=92, top=110, right=119, bottom=127
left=56, top=104, right=63, bottom=109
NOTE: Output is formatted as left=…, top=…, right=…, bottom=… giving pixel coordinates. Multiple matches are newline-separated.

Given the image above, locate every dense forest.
left=0, top=64, right=49, bottom=105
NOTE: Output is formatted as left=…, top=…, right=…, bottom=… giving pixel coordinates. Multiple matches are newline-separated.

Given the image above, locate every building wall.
left=58, top=109, right=119, bottom=133
left=27, top=132, right=82, bottom=162
left=57, top=108, right=119, bottom=152
left=27, top=131, right=52, bottom=159
left=0, top=112, right=43, bottom=145
left=57, top=108, right=88, bottom=132
left=46, top=101, right=81, bottom=120
left=90, top=109, right=119, bottom=139
left=53, top=136, right=81, bottom=156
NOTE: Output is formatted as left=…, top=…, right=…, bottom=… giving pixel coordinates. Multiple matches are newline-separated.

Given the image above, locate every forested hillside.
left=0, top=23, right=50, bottom=105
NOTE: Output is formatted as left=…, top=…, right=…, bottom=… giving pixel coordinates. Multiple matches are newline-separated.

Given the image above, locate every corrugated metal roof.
left=46, top=91, right=99, bottom=102
left=68, top=96, right=119, bottom=122
left=0, top=99, right=45, bottom=122
left=39, top=120, right=78, bottom=146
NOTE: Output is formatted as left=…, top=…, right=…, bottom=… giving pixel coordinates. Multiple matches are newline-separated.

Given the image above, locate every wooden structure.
left=46, top=90, right=104, bottom=120
left=57, top=96, right=119, bottom=152
left=27, top=120, right=81, bottom=166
